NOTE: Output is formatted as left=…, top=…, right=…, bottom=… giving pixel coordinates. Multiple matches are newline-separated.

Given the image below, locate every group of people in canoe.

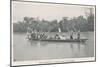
left=27, top=28, right=80, bottom=40
left=27, top=30, right=47, bottom=40
left=53, top=30, right=80, bottom=40
left=70, top=30, right=80, bottom=39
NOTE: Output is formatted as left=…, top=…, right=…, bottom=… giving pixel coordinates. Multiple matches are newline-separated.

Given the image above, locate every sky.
left=12, top=1, right=95, bottom=23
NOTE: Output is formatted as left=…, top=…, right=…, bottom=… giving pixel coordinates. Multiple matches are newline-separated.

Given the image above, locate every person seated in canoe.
left=31, top=32, right=36, bottom=39
left=37, top=31, right=41, bottom=39
left=70, top=34, right=73, bottom=39
left=77, top=30, right=80, bottom=39
left=55, top=34, right=60, bottom=39
left=70, top=30, right=74, bottom=39
left=40, top=32, right=43, bottom=39
left=30, top=30, right=37, bottom=39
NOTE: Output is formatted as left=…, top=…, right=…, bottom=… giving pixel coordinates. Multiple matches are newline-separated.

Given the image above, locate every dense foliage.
left=13, top=10, right=94, bottom=33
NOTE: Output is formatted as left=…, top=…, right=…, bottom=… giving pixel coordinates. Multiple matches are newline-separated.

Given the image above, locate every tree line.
left=13, top=10, right=94, bottom=33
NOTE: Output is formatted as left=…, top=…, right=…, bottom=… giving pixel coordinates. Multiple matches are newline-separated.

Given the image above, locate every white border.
left=11, top=0, right=96, bottom=66
left=12, top=57, right=95, bottom=66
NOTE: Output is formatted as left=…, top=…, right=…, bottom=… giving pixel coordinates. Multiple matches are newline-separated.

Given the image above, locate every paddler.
left=77, top=30, right=80, bottom=39
left=55, top=34, right=60, bottom=39
left=70, top=30, right=73, bottom=39
left=33, top=29, right=37, bottom=39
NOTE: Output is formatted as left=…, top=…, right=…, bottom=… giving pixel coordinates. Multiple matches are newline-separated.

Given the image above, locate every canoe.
left=41, top=39, right=88, bottom=42
left=28, top=38, right=88, bottom=42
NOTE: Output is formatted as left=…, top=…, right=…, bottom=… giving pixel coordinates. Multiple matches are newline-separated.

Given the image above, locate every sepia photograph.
left=11, top=0, right=96, bottom=66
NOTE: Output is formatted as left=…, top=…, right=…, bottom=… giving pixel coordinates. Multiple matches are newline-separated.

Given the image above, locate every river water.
left=13, top=32, right=95, bottom=61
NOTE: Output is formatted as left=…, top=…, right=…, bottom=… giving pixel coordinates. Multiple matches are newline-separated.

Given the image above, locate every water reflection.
left=13, top=32, right=94, bottom=61
left=27, top=40, right=87, bottom=58
left=28, top=40, right=48, bottom=47
left=28, top=40, right=87, bottom=50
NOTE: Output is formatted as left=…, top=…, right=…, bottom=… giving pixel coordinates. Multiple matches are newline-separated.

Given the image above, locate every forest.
left=13, top=9, right=94, bottom=33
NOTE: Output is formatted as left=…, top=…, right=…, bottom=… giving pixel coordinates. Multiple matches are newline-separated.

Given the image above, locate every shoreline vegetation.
left=13, top=9, right=94, bottom=33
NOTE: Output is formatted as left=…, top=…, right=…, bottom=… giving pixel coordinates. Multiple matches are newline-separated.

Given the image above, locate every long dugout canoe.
left=28, top=38, right=88, bottom=42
